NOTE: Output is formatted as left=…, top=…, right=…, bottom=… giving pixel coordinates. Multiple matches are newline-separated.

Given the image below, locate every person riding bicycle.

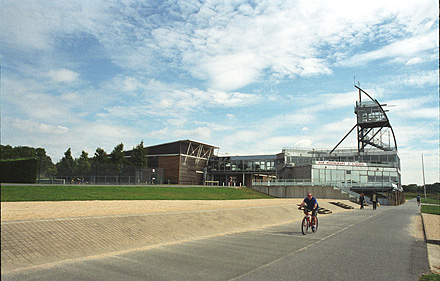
left=298, top=193, right=319, bottom=231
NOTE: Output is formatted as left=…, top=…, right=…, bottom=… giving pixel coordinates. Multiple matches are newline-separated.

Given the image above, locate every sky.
left=0, top=0, right=438, bottom=185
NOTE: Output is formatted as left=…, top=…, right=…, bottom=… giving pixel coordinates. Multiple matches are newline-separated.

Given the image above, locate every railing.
left=252, top=179, right=361, bottom=200
left=252, top=179, right=397, bottom=192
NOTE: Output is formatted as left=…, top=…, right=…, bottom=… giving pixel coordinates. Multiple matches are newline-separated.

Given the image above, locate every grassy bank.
left=405, top=192, right=440, bottom=205
left=421, top=205, right=440, bottom=215
left=0, top=184, right=273, bottom=202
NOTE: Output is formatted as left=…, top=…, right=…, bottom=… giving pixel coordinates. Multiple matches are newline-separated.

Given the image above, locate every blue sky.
left=1, top=0, right=438, bottom=185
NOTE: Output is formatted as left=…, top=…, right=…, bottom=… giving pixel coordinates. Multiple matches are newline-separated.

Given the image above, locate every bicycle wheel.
left=301, top=216, right=309, bottom=235
left=312, top=217, right=318, bottom=233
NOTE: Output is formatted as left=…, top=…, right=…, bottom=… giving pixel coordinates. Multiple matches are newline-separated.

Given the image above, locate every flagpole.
left=422, top=153, right=427, bottom=203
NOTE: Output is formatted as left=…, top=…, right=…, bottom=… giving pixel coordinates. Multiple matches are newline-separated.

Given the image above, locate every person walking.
left=416, top=195, right=421, bottom=206
left=359, top=192, right=365, bottom=209
left=371, top=192, right=378, bottom=210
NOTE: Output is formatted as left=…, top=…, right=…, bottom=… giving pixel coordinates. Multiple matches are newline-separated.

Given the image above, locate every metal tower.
left=330, top=85, right=397, bottom=153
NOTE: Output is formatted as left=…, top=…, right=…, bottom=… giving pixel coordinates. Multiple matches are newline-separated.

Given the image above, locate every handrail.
left=252, top=179, right=397, bottom=191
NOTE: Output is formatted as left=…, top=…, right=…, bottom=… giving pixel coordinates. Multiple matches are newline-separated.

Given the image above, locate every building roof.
left=147, top=139, right=219, bottom=149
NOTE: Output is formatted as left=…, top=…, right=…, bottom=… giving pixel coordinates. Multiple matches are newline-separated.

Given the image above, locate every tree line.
left=0, top=141, right=148, bottom=182
left=402, top=183, right=439, bottom=194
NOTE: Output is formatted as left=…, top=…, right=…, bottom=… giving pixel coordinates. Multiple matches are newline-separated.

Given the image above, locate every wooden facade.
left=127, top=140, right=218, bottom=185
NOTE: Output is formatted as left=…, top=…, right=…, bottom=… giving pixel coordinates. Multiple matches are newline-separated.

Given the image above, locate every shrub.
left=0, top=158, right=38, bottom=183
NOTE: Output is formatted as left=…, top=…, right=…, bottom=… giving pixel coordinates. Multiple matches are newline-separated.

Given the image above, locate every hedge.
left=0, top=158, right=38, bottom=183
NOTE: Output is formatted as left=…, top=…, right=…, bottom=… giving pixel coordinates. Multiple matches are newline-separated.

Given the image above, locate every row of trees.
left=1, top=141, right=148, bottom=182
left=56, top=141, right=148, bottom=180
left=402, top=183, right=439, bottom=193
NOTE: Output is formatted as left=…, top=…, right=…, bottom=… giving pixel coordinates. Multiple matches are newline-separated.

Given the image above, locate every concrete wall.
left=251, top=185, right=352, bottom=200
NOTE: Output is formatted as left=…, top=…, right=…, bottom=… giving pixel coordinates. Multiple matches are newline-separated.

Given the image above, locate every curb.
left=420, top=212, right=440, bottom=274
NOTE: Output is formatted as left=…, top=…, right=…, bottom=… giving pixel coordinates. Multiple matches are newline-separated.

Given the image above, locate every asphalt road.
left=2, top=200, right=430, bottom=281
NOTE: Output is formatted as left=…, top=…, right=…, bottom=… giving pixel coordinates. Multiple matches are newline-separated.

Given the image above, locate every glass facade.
left=280, top=148, right=400, bottom=169
left=208, top=155, right=276, bottom=173
left=277, top=147, right=401, bottom=191
left=310, top=162, right=400, bottom=190
left=207, top=155, right=277, bottom=186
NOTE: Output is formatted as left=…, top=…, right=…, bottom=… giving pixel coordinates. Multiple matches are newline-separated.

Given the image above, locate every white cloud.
left=174, top=127, right=213, bottom=140
left=339, top=31, right=439, bottom=67
left=47, top=68, right=79, bottom=83
left=388, top=70, right=439, bottom=88
left=392, top=123, right=438, bottom=148
left=2, top=1, right=437, bottom=91
left=387, top=96, right=439, bottom=120
left=11, top=119, right=69, bottom=135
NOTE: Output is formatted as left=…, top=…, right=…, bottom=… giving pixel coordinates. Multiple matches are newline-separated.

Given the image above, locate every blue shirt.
left=304, top=196, right=318, bottom=210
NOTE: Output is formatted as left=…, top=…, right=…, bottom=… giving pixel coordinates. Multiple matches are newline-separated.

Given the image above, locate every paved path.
left=2, top=200, right=431, bottom=280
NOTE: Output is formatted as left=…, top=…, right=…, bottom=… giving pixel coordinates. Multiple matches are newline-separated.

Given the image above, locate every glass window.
left=320, top=169, right=325, bottom=182
left=231, top=163, right=237, bottom=171
left=244, top=161, right=253, bottom=171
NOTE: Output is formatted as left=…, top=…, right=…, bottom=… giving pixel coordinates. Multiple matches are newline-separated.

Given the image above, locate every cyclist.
left=299, top=192, right=319, bottom=231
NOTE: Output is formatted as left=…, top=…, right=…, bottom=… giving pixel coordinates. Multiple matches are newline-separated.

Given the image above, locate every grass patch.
left=0, top=184, right=273, bottom=202
left=421, top=205, right=440, bottom=215
left=419, top=273, right=440, bottom=281
left=406, top=193, right=440, bottom=205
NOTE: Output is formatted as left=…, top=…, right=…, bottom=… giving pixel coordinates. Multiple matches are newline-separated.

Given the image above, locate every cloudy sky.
left=1, top=0, right=438, bottom=185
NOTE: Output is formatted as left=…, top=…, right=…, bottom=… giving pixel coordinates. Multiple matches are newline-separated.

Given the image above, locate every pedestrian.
left=359, top=192, right=365, bottom=209
left=371, top=192, right=378, bottom=210
left=416, top=195, right=421, bottom=206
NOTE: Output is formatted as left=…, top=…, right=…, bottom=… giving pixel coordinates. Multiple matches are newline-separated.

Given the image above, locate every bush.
left=0, top=158, right=38, bottom=183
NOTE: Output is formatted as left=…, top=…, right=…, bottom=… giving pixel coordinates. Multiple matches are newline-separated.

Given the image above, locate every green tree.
left=131, top=140, right=148, bottom=168
left=78, top=150, right=91, bottom=177
left=36, top=148, right=53, bottom=180
left=93, top=147, right=108, bottom=183
left=56, top=148, right=75, bottom=181
left=0, top=145, right=18, bottom=159
left=110, top=143, right=126, bottom=184
left=14, top=146, right=36, bottom=158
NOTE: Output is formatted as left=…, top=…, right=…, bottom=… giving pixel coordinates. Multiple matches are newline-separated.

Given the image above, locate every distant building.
left=275, top=147, right=401, bottom=193
left=127, top=140, right=218, bottom=185
left=127, top=86, right=403, bottom=203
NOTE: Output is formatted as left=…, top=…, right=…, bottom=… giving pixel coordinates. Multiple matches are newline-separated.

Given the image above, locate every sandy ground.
left=0, top=199, right=355, bottom=221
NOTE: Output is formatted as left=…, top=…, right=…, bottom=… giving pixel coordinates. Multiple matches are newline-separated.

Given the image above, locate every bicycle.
left=300, top=208, right=318, bottom=235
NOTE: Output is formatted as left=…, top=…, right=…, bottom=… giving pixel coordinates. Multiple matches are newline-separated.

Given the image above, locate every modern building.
left=127, top=139, right=219, bottom=185
left=252, top=85, right=403, bottom=204
left=275, top=147, right=401, bottom=193
left=123, top=86, right=403, bottom=203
